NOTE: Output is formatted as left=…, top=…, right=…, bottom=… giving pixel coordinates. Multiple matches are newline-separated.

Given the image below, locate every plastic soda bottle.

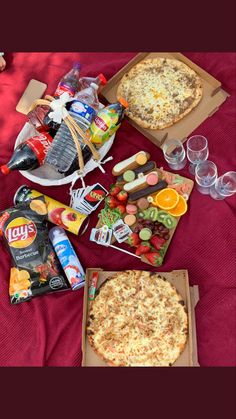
left=0, top=132, right=53, bottom=174
left=54, top=62, right=81, bottom=98
left=79, top=73, right=107, bottom=91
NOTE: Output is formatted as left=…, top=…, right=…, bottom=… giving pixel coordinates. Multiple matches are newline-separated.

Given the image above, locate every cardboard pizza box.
left=82, top=269, right=199, bottom=367
left=100, top=52, right=229, bottom=148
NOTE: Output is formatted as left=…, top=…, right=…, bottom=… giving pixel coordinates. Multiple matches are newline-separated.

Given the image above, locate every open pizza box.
left=100, top=52, right=229, bottom=148
left=82, top=269, right=199, bottom=367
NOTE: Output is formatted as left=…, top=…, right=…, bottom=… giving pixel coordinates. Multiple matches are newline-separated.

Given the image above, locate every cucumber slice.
left=162, top=214, right=177, bottom=229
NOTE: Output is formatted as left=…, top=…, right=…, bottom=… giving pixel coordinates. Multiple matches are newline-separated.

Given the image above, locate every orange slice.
left=168, top=195, right=188, bottom=217
left=155, top=188, right=179, bottom=210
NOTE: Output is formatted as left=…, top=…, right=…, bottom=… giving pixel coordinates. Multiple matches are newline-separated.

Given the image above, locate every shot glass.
left=162, top=139, right=187, bottom=170
left=210, top=171, right=236, bottom=200
left=195, top=160, right=218, bottom=195
left=186, top=135, right=209, bottom=175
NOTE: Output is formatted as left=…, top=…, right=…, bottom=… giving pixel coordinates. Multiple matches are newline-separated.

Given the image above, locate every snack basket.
left=14, top=101, right=116, bottom=187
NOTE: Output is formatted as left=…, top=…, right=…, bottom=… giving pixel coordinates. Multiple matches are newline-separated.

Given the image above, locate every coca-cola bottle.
left=33, top=62, right=81, bottom=135
left=54, top=62, right=81, bottom=98
left=0, top=132, right=53, bottom=175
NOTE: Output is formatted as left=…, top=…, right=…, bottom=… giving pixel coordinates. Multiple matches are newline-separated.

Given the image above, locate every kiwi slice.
left=162, top=214, right=177, bottom=229
left=157, top=210, right=169, bottom=222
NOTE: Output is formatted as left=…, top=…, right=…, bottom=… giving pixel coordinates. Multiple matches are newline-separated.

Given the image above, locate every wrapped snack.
left=0, top=197, right=70, bottom=304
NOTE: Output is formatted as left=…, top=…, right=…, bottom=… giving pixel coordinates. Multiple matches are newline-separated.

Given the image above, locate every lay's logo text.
left=5, top=217, right=37, bottom=248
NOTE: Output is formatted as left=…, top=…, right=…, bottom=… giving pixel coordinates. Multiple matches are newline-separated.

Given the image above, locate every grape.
left=162, top=228, right=169, bottom=234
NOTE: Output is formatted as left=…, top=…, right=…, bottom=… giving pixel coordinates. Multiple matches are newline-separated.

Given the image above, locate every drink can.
left=14, top=186, right=89, bottom=236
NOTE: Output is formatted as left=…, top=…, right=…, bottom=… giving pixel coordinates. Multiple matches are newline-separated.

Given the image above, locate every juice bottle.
left=89, top=97, right=128, bottom=148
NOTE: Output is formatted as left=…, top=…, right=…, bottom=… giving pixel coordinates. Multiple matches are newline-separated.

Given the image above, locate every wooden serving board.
left=95, top=166, right=194, bottom=267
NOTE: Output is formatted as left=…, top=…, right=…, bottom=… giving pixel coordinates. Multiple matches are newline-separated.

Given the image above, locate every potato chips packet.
left=0, top=196, right=70, bottom=304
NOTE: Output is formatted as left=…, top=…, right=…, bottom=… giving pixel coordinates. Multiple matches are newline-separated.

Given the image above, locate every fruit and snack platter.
left=92, top=151, right=194, bottom=267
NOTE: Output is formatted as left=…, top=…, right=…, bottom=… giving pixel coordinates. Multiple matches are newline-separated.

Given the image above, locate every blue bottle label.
left=70, top=100, right=96, bottom=123
left=54, top=239, right=85, bottom=290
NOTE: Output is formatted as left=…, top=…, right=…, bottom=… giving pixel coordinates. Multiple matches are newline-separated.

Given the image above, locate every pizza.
left=117, top=58, right=203, bottom=129
left=87, top=270, right=188, bottom=366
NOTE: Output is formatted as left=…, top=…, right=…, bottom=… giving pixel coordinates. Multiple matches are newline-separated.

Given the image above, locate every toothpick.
left=109, top=244, right=141, bottom=259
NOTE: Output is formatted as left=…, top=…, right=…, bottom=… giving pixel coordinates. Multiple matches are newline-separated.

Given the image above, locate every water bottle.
left=45, top=83, right=99, bottom=175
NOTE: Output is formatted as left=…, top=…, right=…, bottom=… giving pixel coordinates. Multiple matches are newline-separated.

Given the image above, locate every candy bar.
left=128, top=180, right=168, bottom=203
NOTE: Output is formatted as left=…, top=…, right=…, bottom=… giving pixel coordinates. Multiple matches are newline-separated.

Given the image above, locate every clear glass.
left=210, top=171, right=236, bottom=200
left=195, top=161, right=218, bottom=195
left=186, top=135, right=209, bottom=174
left=162, top=139, right=187, bottom=170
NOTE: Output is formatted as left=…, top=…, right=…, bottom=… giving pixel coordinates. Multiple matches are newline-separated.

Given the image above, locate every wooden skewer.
left=109, top=244, right=141, bottom=259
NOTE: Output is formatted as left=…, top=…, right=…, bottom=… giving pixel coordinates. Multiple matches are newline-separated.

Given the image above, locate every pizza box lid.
left=82, top=269, right=199, bottom=367
left=100, top=52, right=229, bottom=148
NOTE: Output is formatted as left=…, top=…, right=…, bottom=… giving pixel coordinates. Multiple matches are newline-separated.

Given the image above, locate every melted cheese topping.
left=117, top=58, right=203, bottom=130
left=87, top=271, right=188, bottom=367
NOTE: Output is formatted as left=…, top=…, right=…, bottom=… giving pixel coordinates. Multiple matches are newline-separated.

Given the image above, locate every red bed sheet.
left=0, top=52, right=235, bottom=366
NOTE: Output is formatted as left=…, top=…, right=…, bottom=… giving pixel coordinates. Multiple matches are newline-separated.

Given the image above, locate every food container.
left=100, top=52, right=229, bottom=148
left=82, top=269, right=199, bottom=367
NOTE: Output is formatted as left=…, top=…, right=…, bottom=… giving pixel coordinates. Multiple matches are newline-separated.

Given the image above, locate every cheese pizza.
left=87, top=270, right=188, bottom=366
left=117, top=58, right=203, bottom=129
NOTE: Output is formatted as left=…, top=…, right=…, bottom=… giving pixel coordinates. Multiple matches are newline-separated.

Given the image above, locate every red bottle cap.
left=98, top=73, right=107, bottom=85
left=0, top=165, right=10, bottom=175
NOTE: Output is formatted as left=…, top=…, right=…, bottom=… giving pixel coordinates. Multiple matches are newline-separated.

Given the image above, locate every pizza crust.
left=87, top=271, right=188, bottom=367
left=117, top=58, right=203, bottom=130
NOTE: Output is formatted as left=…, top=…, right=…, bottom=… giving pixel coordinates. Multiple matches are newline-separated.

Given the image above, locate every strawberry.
left=150, top=235, right=166, bottom=250
left=105, top=196, right=119, bottom=209
left=116, top=204, right=126, bottom=215
left=117, top=190, right=128, bottom=202
left=127, top=232, right=141, bottom=247
left=110, top=184, right=121, bottom=196
left=143, top=252, right=163, bottom=266
left=135, top=241, right=151, bottom=256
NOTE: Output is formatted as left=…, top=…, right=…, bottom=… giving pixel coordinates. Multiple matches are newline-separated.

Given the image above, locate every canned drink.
left=14, top=185, right=89, bottom=236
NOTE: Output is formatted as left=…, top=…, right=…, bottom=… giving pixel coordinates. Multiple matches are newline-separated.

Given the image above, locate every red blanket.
left=0, top=52, right=235, bottom=366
